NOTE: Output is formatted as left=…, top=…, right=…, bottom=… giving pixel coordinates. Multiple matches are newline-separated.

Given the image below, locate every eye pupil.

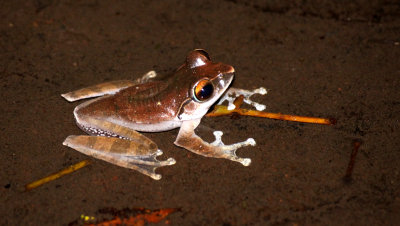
left=199, top=84, right=213, bottom=99
left=194, top=80, right=214, bottom=101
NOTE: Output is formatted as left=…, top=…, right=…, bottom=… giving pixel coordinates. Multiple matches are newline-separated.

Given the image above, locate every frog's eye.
left=194, top=49, right=211, bottom=61
left=186, top=49, right=211, bottom=68
left=193, top=79, right=214, bottom=102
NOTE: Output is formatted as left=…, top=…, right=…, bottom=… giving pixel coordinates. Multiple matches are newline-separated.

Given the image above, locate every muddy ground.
left=1, top=0, right=399, bottom=225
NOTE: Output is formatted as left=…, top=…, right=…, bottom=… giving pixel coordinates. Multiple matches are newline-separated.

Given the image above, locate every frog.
left=62, top=49, right=266, bottom=180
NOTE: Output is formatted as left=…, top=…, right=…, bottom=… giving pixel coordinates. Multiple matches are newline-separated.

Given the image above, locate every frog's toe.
left=124, top=151, right=176, bottom=180
left=211, top=131, right=224, bottom=146
left=150, top=174, right=162, bottom=180
left=253, top=87, right=268, bottom=95
left=241, top=158, right=252, bottom=166
left=242, top=88, right=267, bottom=111
left=155, top=154, right=176, bottom=166
left=229, top=157, right=251, bottom=166
left=221, top=139, right=256, bottom=166
left=137, top=149, right=176, bottom=166
left=246, top=138, right=256, bottom=146
left=134, top=157, right=176, bottom=180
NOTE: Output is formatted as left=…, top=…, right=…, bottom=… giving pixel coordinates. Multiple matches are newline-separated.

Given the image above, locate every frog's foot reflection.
left=218, top=87, right=267, bottom=111
left=210, top=131, right=255, bottom=166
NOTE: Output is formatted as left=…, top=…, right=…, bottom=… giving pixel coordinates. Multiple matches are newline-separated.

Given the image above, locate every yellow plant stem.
left=207, top=105, right=335, bottom=125
left=25, top=160, right=90, bottom=191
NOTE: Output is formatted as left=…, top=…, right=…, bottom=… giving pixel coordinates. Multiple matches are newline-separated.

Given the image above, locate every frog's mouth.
left=215, top=72, right=234, bottom=96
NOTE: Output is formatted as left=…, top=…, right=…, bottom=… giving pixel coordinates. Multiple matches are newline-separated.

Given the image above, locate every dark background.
left=1, top=0, right=399, bottom=225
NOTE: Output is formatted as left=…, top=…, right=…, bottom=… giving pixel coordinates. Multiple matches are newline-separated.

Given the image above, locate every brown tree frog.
left=62, top=49, right=266, bottom=180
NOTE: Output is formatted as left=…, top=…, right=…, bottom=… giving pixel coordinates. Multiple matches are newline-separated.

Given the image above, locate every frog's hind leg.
left=61, top=71, right=157, bottom=102
left=63, top=117, right=175, bottom=180
left=63, top=135, right=175, bottom=180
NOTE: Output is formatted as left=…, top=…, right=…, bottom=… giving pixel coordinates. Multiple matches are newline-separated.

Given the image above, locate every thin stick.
left=207, top=105, right=335, bottom=125
left=343, top=140, right=362, bottom=182
left=25, top=160, right=90, bottom=191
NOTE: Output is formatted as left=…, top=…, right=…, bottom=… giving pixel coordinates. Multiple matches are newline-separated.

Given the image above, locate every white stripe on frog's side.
left=76, top=114, right=184, bottom=135
left=75, top=112, right=184, bottom=134
left=106, top=117, right=183, bottom=132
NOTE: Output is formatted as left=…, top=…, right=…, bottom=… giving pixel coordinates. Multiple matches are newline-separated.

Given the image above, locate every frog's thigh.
left=62, top=80, right=136, bottom=102
left=63, top=135, right=175, bottom=180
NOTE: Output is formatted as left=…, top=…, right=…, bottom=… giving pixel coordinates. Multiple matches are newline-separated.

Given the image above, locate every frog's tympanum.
left=62, top=49, right=266, bottom=180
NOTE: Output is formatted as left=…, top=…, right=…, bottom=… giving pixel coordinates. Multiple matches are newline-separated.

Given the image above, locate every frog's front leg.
left=218, top=87, right=268, bottom=111
left=63, top=118, right=175, bottom=180
left=174, top=119, right=255, bottom=166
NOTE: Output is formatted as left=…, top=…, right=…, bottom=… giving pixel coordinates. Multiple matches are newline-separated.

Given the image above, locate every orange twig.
left=233, top=95, right=244, bottom=109
left=207, top=104, right=335, bottom=125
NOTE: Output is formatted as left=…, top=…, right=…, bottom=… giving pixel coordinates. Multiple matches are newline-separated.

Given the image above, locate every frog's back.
left=76, top=80, right=188, bottom=126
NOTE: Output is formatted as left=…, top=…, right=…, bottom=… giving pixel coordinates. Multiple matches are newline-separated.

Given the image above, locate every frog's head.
left=177, top=49, right=235, bottom=120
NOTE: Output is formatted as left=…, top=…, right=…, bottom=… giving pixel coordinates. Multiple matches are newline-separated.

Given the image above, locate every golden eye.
left=194, top=79, right=214, bottom=102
